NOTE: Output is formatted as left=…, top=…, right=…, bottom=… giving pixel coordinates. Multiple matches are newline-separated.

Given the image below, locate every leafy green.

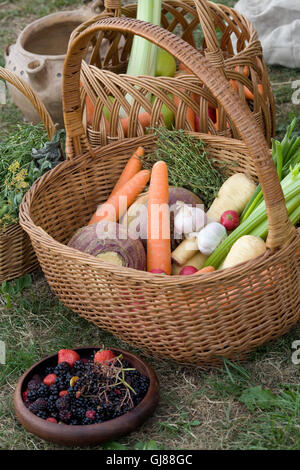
left=0, top=125, right=65, bottom=228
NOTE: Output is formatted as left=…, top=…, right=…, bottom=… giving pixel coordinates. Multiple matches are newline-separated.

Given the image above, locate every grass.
left=0, top=0, right=300, bottom=451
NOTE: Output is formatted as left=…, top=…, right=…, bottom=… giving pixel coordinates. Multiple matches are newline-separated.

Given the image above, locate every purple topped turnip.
left=68, top=221, right=146, bottom=271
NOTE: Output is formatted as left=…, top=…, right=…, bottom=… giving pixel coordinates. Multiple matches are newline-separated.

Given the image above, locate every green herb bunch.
left=143, top=127, right=227, bottom=208
left=0, top=124, right=65, bottom=229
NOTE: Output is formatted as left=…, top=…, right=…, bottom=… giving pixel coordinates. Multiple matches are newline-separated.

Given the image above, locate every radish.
left=220, top=210, right=240, bottom=231
left=179, top=266, right=198, bottom=275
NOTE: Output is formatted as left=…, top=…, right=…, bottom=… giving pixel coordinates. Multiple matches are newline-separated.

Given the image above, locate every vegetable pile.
left=68, top=120, right=300, bottom=276
left=0, top=124, right=65, bottom=229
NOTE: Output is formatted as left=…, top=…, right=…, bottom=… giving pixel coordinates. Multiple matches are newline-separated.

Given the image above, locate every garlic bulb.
left=197, top=222, right=227, bottom=255
left=174, top=202, right=206, bottom=236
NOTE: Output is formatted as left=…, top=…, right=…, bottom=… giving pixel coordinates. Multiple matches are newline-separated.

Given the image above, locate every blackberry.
left=54, top=362, right=70, bottom=375
left=27, top=389, right=38, bottom=402
left=29, top=398, right=48, bottom=415
left=72, top=407, right=86, bottom=419
left=55, top=375, right=69, bottom=391
left=59, top=409, right=72, bottom=423
left=36, top=383, right=50, bottom=398
left=74, top=396, right=88, bottom=409
left=73, top=360, right=86, bottom=373
left=36, top=410, right=48, bottom=420
left=69, top=419, right=80, bottom=425
left=67, top=387, right=76, bottom=400
left=27, top=375, right=42, bottom=391
left=49, top=384, right=59, bottom=398
left=55, top=395, right=70, bottom=410
left=82, top=417, right=94, bottom=425
left=44, top=366, right=55, bottom=376
left=47, top=396, right=57, bottom=413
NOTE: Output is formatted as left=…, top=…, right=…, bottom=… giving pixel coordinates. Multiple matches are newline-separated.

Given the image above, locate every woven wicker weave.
left=70, top=0, right=275, bottom=147
left=19, top=19, right=299, bottom=366
left=0, top=67, right=56, bottom=282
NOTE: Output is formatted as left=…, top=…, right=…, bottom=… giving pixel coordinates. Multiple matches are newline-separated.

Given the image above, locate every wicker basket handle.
left=0, top=67, right=56, bottom=140
left=194, top=0, right=225, bottom=70
left=62, top=17, right=296, bottom=250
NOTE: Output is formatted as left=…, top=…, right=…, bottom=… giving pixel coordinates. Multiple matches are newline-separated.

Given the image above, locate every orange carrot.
left=85, top=94, right=95, bottom=127
left=88, top=169, right=151, bottom=225
left=110, top=147, right=144, bottom=197
left=196, top=266, right=215, bottom=274
left=121, top=112, right=151, bottom=137
left=147, top=161, right=171, bottom=275
left=230, top=81, right=263, bottom=102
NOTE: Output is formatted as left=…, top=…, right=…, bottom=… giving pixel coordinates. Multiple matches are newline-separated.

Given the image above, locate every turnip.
left=68, top=221, right=146, bottom=270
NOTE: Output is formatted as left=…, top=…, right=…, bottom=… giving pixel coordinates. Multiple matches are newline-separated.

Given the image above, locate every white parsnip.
left=206, top=173, right=257, bottom=222
left=221, top=235, right=266, bottom=269
left=171, top=236, right=199, bottom=265
left=171, top=252, right=208, bottom=274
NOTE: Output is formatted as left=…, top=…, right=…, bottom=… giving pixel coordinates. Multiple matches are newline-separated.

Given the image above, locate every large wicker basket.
left=71, top=0, right=275, bottom=147
left=19, top=19, right=299, bottom=367
left=0, top=67, right=56, bottom=282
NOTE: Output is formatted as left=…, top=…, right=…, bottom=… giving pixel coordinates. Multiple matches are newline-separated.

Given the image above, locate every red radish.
left=179, top=266, right=198, bottom=275
left=150, top=269, right=167, bottom=274
left=220, top=210, right=240, bottom=231
left=43, top=374, right=57, bottom=387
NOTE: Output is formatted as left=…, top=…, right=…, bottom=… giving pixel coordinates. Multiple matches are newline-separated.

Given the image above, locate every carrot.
left=88, top=169, right=151, bottom=225
left=85, top=94, right=95, bottom=127
left=147, top=161, right=171, bottom=275
left=196, top=266, right=215, bottom=274
left=230, top=81, right=263, bottom=101
left=121, top=112, right=151, bottom=137
left=110, top=147, right=144, bottom=197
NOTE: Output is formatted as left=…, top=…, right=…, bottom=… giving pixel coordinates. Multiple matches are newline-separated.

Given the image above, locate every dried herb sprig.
left=143, top=127, right=227, bottom=208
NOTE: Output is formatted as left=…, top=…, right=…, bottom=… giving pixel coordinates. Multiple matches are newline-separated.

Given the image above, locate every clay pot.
left=14, top=347, right=160, bottom=447
left=5, top=8, right=94, bottom=127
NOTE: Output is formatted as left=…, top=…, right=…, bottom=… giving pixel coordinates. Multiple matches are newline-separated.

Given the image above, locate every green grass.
left=0, top=0, right=300, bottom=451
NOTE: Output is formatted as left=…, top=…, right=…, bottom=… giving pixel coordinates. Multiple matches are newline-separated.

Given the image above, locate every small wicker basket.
left=0, top=67, right=56, bottom=282
left=71, top=0, right=276, bottom=147
left=19, top=19, right=299, bottom=367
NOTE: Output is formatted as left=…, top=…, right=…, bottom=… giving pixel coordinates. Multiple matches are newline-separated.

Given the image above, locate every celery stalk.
left=204, top=164, right=300, bottom=269
left=123, top=0, right=162, bottom=113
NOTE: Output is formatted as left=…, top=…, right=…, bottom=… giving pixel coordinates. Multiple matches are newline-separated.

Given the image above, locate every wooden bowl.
left=14, top=347, right=160, bottom=447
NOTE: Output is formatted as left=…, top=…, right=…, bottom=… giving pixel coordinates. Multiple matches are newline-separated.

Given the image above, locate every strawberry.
left=58, top=349, right=80, bottom=368
left=22, top=390, right=29, bottom=402
left=59, top=390, right=68, bottom=397
left=43, top=374, right=57, bottom=387
left=46, top=417, right=57, bottom=423
left=94, top=349, right=115, bottom=364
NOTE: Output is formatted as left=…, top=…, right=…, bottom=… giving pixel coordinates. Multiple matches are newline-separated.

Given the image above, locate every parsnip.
left=171, top=252, right=208, bottom=275
left=221, top=235, right=266, bottom=269
left=206, top=173, right=257, bottom=222
left=171, top=236, right=198, bottom=265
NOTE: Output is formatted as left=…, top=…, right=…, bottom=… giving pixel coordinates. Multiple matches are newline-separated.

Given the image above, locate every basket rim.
left=19, top=134, right=300, bottom=287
